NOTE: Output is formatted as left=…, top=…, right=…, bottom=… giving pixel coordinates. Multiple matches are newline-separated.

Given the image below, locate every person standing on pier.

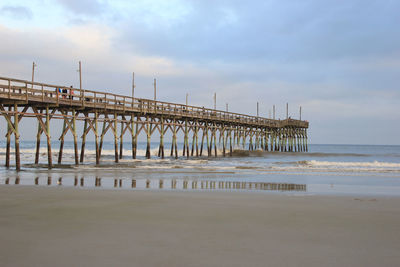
left=62, top=88, right=67, bottom=99
left=69, top=86, right=74, bottom=100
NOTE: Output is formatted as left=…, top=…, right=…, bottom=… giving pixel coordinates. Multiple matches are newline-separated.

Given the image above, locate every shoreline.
left=1, top=186, right=400, bottom=267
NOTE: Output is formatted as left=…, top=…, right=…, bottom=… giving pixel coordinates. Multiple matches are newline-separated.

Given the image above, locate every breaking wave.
left=301, top=160, right=400, bottom=168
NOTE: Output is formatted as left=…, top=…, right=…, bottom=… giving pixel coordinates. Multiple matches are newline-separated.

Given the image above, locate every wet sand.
left=1, top=186, right=400, bottom=267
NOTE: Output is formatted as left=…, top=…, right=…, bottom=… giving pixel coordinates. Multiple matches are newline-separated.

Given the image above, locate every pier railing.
left=0, top=76, right=308, bottom=129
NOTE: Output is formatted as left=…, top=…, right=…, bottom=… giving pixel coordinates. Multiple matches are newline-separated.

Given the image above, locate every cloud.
left=56, top=0, right=107, bottom=15
left=116, top=0, right=400, bottom=63
left=0, top=5, right=33, bottom=20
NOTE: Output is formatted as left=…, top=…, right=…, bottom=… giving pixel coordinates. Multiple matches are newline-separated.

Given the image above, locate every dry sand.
left=0, top=186, right=400, bottom=267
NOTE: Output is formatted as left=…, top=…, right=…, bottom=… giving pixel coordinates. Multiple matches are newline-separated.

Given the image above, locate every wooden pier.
left=0, top=76, right=309, bottom=171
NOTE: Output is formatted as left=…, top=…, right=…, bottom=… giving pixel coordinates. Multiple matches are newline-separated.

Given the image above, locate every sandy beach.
left=0, top=186, right=399, bottom=267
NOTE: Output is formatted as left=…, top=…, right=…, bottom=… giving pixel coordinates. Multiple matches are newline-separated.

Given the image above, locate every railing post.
left=25, top=85, right=28, bottom=102
left=41, top=85, right=44, bottom=102
left=56, top=87, right=59, bottom=105
left=81, top=90, right=84, bottom=107
left=8, top=79, right=11, bottom=98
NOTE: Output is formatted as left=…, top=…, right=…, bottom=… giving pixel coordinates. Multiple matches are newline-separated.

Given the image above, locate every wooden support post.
left=191, top=122, right=199, bottom=157
left=284, top=129, right=287, bottom=152
left=174, top=122, right=178, bottom=159
left=233, top=127, right=237, bottom=148
left=218, top=128, right=222, bottom=147
left=272, top=130, right=276, bottom=151
left=171, top=119, right=178, bottom=159
left=5, top=106, right=11, bottom=168
left=213, top=123, right=218, bottom=157
left=296, top=132, right=300, bottom=152
left=249, top=132, right=253, bottom=151
left=72, top=110, right=79, bottom=165
left=131, top=115, right=136, bottom=159
left=99, top=117, right=107, bottom=159
left=191, top=123, right=196, bottom=156
left=14, top=104, right=20, bottom=171
left=258, top=130, right=261, bottom=150
left=58, top=114, right=67, bottom=164
left=170, top=120, right=175, bottom=157
left=278, top=130, right=282, bottom=152
left=133, top=115, right=139, bottom=159
left=293, top=129, right=297, bottom=152
left=298, top=131, right=302, bottom=152
left=290, top=129, right=294, bottom=152
left=32, top=109, right=47, bottom=164
left=262, top=129, right=266, bottom=151
left=299, top=130, right=302, bottom=152
left=145, top=116, right=151, bottom=159
left=222, top=127, right=226, bottom=157
left=200, top=124, right=206, bottom=157
left=229, top=127, right=233, bottom=156
left=269, top=130, right=273, bottom=151
left=237, top=127, right=241, bottom=147
left=158, top=117, right=165, bottom=158
left=242, top=129, right=246, bottom=150
left=305, top=130, right=308, bottom=152
left=95, top=111, right=100, bottom=165
left=119, top=119, right=124, bottom=159
left=255, top=130, right=258, bottom=150
left=195, top=124, right=199, bottom=157
left=183, top=119, right=189, bottom=158
left=46, top=106, right=52, bottom=169
left=208, top=125, right=212, bottom=157
left=114, top=113, right=119, bottom=162
left=80, top=117, right=88, bottom=163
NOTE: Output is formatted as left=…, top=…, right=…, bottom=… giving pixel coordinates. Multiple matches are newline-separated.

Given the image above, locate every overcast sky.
left=0, top=0, right=399, bottom=144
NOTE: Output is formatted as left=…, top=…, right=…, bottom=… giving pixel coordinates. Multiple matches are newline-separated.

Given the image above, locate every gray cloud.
left=56, top=0, right=107, bottom=15
left=0, top=5, right=33, bottom=20
left=116, top=0, right=400, bottom=63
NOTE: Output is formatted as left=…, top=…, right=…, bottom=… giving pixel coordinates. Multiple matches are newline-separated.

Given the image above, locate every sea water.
left=0, top=141, right=399, bottom=196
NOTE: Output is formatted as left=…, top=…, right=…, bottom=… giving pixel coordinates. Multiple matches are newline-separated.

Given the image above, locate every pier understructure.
left=0, top=77, right=309, bottom=170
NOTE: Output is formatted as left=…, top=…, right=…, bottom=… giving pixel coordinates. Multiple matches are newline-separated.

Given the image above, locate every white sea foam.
left=304, top=160, right=400, bottom=168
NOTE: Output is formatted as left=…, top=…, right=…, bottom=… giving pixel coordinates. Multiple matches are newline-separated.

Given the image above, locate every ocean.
left=0, top=141, right=399, bottom=196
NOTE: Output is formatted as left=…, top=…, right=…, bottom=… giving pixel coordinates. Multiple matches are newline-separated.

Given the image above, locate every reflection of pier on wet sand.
left=4, top=176, right=307, bottom=192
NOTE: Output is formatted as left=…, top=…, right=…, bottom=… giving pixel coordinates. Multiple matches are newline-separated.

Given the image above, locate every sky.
left=0, top=0, right=399, bottom=144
